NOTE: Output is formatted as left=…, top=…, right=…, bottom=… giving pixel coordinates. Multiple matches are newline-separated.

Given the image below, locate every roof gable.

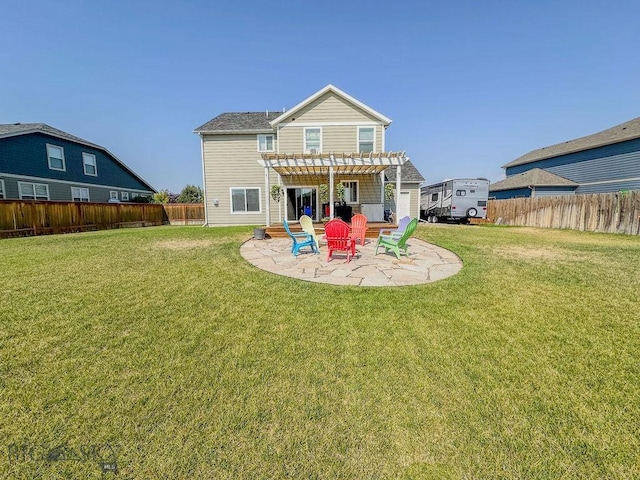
left=270, top=84, right=392, bottom=127
left=504, top=116, right=640, bottom=168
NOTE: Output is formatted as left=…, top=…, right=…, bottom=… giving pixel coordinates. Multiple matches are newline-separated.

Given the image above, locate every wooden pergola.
left=258, top=151, right=408, bottom=226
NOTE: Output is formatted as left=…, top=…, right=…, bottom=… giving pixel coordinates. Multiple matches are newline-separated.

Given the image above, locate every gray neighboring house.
left=195, top=84, right=424, bottom=226
left=491, top=116, right=640, bottom=199
left=0, top=123, right=155, bottom=202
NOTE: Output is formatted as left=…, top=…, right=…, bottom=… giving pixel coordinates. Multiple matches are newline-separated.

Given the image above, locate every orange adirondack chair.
left=350, top=213, right=368, bottom=246
left=324, top=218, right=355, bottom=262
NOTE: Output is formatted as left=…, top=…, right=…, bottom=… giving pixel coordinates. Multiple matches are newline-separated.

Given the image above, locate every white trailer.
left=420, top=178, right=489, bottom=223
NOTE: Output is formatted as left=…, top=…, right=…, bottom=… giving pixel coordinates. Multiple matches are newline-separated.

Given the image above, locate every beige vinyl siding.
left=202, top=134, right=279, bottom=225
left=385, top=184, right=422, bottom=219
left=278, top=125, right=385, bottom=153
left=290, top=91, right=381, bottom=123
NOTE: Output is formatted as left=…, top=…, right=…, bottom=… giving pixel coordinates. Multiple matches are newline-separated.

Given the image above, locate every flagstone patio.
left=240, top=237, right=463, bottom=287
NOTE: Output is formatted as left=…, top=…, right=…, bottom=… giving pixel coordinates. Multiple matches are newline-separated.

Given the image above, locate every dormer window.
left=47, top=144, right=66, bottom=171
left=304, top=128, right=321, bottom=154
left=257, top=134, right=274, bottom=152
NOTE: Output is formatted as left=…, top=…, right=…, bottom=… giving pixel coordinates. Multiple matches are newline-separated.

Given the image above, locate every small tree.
left=177, top=185, right=203, bottom=203
left=270, top=184, right=284, bottom=202
left=384, top=183, right=395, bottom=202
left=318, top=184, right=329, bottom=204
left=153, top=190, right=170, bottom=204
left=334, top=183, right=345, bottom=203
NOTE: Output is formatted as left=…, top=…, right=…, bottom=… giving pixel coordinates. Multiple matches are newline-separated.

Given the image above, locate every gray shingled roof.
left=194, top=112, right=281, bottom=133
left=0, top=122, right=102, bottom=149
left=504, top=116, right=640, bottom=168
left=384, top=160, right=425, bottom=183
left=490, top=168, right=578, bottom=192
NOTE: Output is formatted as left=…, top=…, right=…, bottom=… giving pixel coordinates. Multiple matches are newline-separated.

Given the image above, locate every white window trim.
left=18, top=181, right=50, bottom=200
left=229, top=187, right=262, bottom=214
left=0, top=179, right=5, bottom=199
left=46, top=144, right=66, bottom=171
left=257, top=134, right=275, bottom=152
left=110, top=191, right=119, bottom=199
left=71, top=186, right=90, bottom=202
left=357, top=126, right=376, bottom=153
left=82, top=152, right=98, bottom=176
left=341, top=180, right=359, bottom=205
left=303, top=127, right=322, bottom=154
left=121, top=192, right=129, bottom=201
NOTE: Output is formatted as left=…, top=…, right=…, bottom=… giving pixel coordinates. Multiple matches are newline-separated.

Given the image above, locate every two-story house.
left=0, top=123, right=155, bottom=202
left=194, top=85, right=424, bottom=227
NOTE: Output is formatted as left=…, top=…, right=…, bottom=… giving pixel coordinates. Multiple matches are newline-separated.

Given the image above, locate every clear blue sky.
left=2, top=0, right=639, bottom=192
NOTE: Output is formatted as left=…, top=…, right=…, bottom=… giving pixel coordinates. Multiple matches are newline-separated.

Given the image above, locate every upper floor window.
left=341, top=180, right=359, bottom=204
left=231, top=187, right=260, bottom=213
left=0, top=179, right=5, bottom=199
left=83, top=153, right=97, bottom=176
left=46, top=144, right=66, bottom=171
left=304, top=128, right=321, bottom=154
left=71, top=187, right=90, bottom=202
left=257, top=134, right=274, bottom=152
left=19, top=182, right=49, bottom=200
left=358, top=127, right=375, bottom=153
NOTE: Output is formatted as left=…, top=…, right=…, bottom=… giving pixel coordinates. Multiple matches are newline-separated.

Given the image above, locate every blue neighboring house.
left=491, top=117, right=640, bottom=199
left=0, top=123, right=155, bottom=202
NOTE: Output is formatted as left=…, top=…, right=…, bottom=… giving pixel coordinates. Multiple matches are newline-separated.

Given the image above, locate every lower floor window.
left=110, top=191, right=119, bottom=200
left=0, top=179, right=5, bottom=199
left=18, top=182, right=49, bottom=200
left=121, top=192, right=129, bottom=201
left=71, top=187, right=90, bottom=202
left=231, top=187, right=260, bottom=213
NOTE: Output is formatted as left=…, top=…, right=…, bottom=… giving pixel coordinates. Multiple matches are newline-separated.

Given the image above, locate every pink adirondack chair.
left=350, top=213, right=368, bottom=246
left=324, top=219, right=355, bottom=262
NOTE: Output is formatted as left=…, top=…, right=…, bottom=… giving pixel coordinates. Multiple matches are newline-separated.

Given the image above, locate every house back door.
left=286, top=188, right=317, bottom=222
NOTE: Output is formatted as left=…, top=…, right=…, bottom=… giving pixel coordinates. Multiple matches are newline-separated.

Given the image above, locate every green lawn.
left=1, top=225, right=639, bottom=479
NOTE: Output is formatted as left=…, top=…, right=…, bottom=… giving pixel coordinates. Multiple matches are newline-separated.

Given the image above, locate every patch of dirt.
left=152, top=239, right=213, bottom=250
left=492, top=245, right=568, bottom=261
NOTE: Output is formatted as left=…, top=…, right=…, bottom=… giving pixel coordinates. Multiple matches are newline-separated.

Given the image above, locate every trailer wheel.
left=466, top=208, right=478, bottom=218
left=431, top=216, right=438, bottom=223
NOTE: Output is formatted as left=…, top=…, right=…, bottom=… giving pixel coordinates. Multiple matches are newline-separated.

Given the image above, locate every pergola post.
left=329, top=165, right=335, bottom=219
left=395, top=164, right=402, bottom=221
left=264, top=165, right=270, bottom=227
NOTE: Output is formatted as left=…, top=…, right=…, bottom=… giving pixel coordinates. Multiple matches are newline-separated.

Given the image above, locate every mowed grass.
left=1, top=224, right=639, bottom=479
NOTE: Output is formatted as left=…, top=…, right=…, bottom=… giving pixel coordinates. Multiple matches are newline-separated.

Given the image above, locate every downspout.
left=199, top=133, right=209, bottom=227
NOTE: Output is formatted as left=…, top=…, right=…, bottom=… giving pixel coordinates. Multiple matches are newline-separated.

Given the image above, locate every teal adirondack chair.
left=283, top=219, right=317, bottom=256
left=375, top=217, right=418, bottom=259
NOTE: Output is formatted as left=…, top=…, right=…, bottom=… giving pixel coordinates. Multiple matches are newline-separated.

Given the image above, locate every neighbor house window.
left=358, top=127, right=375, bottom=153
left=18, top=182, right=49, bottom=200
left=121, top=192, right=129, bottom=201
left=257, top=134, right=274, bottom=152
left=230, top=187, right=260, bottom=213
left=46, top=144, right=66, bottom=171
left=110, top=191, right=118, bottom=200
left=71, top=187, right=90, bottom=202
left=83, top=153, right=97, bottom=176
left=0, top=179, right=5, bottom=199
left=341, top=181, right=359, bottom=204
left=304, top=128, right=321, bottom=154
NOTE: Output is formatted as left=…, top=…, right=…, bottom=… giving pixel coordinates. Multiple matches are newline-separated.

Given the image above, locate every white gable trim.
left=269, top=84, right=392, bottom=127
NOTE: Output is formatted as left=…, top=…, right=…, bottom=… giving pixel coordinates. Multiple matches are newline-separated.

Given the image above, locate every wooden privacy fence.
left=162, top=204, right=205, bottom=225
left=487, top=191, right=640, bottom=235
left=0, top=200, right=166, bottom=238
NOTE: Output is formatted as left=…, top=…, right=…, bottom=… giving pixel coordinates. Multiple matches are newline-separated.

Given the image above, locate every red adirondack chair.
left=350, top=213, right=368, bottom=246
left=324, top=218, right=355, bottom=262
